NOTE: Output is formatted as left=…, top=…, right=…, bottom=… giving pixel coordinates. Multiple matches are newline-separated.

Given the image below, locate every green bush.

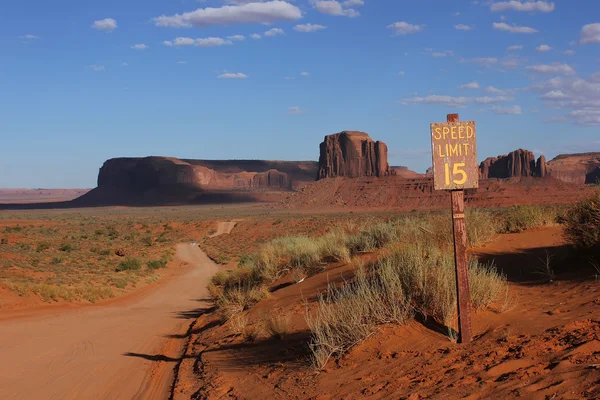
left=59, top=243, right=74, bottom=253
left=499, top=206, right=557, bottom=233
left=563, top=192, right=600, bottom=250
left=116, top=257, right=142, bottom=272
left=147, top=259, right=167, bottom=270
left=36, top=242, right=50, bottom=252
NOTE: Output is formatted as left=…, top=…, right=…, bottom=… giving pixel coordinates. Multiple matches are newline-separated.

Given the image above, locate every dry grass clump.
left=562, top=191, right=600, bottom=250
left=498, top=206, right=558, bottom=233
left=264, top=313, right=291, bottom=340
left=307, top=244, right=507, bottom=369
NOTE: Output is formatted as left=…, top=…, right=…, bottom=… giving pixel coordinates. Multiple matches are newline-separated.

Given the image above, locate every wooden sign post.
left=430, top=113, right=478, bottom=344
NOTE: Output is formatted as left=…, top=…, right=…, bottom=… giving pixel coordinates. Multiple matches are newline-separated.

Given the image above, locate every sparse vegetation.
left=498, top=206, right=558, bottom=233
left=116, top=257, right=142, bottom=272
left=307, top=245, right=507, bottom=369
left=563, top=192, right=600, bottom=250
left=264, top=314, right=291, bottom=340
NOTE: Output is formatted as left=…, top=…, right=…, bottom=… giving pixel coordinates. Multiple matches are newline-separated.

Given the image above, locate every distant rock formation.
left=479, top=149, right=545, bottom=179
left=97, top=157, right=315, bottom=192
left=547, top=153, right=600, bottom=185
left=318, top=131, right=393, bottom=179
left=391, top=166, right=421, bottom=179
left=537, top=155, right=547, bottom=178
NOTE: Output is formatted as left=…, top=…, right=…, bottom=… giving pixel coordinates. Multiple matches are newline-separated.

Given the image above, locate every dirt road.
left=208, top=221, right=238, bottom=238
left=0, top=244, right=218, bottom=400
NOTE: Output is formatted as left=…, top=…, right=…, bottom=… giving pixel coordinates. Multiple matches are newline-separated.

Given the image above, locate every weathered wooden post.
left=430, top=113, right=478, bottom=344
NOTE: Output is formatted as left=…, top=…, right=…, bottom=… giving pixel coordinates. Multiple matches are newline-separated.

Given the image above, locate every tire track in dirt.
left=0, top=244, right=218, bottom=400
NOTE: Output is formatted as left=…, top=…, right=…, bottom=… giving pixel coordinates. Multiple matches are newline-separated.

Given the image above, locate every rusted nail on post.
left=430, top=113, right=478, bottom=344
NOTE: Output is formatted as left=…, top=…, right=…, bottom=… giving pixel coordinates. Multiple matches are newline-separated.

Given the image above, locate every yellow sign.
left=430, top=121, right=479, bottom=190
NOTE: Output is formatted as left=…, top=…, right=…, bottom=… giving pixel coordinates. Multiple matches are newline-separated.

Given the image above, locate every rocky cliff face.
left=479, top=149, right=544, bottom=179
left=547, top=153, right=600, bottom=185
left=318, top=131, right=393, bottom=179
left=479, top=149, right=537, bottom=179
left=98, top=157, right=296, bottom=192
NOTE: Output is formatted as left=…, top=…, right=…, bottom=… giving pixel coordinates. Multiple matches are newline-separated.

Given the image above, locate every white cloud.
left=492, top=105, right=523, bottom=115
left=300, top=71, right=310, bottom=77
left=580, top=23, right=600, bottom=45
left=493, top=22, right=538, bottom=34
left=92, top=18, right=118, bottom=32
left=462, top=57, right=498, bottom=66
left=342, top=0, right=364, bottom=6
left=529, top=74, right=600, bottom=125
left=454, top=24, right=472, bottom=31
left=177, top=61, right=187, bottom=65
left=485, top=86, right=506, bottom=94
left=397, top=71, right=405, bottom=76
left=564, top=49, right=576, bottom=55
left=311, top=0, right=360, bottom=17
left=293, top=23, right=327, bottom=32
left=89, top=65, right=105, bottom=72
left=536, top=44, right=552, bottom=52
left=250, top=33, right=262, bottom=39
left=453, top=12, right=461, bottom=16
left=164, top=37, right=233, bottom=47
left=491, top=1, right=555, bottom=13
left=19, top=34, right=40, bottom=40
left=460, top=82, right=480, bottom=89
left=526, top=63, right=576, bottom=75
left=264, top=28, right=285, bottom=37
left=403, top=94, right=514, bottom=107
left=288, top=106, right=304, bottom=115
left=475, top=95, right=515, bottom=104
left=154, top=1, right=301, bottom=28
left=218, top=72, right=248, bottom=79
left=388, top=21, right=425, bottom=35
left=431, top=50, right=454, bottom=57
left=507, top=44, right=523, bottom=51
left=131, top=44, right=149, bottom=50
left=403, top=95, right=470, bottom=107
left=227, top=35, right=245, bottom=41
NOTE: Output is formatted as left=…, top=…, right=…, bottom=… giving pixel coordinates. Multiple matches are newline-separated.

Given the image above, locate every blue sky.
left=1, top=0, right=599, bottom=188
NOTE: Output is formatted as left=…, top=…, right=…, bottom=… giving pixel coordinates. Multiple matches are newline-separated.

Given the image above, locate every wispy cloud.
left=492, top=105, right=523, bottom=115
left=536, top=44, right=552, bottom=52
left=19, top=34, right=40, bottom=40
left=491, top=1, right=555, bottom=13
left=227, top=35, right=245, bottom=41
left=288, top=106, right=304, bottom=115
left=310, top=0, right=360, bottom=17
left=88, top=65, right=105, bottom=72
left=580, top=23, right=600, bottom=45
left=264, top=28, right=285, bottom=37
left=163, top=37, right=233, bottom=47
left=293, top=23, right=327, bottom=33
left=154, top=1, right=301, bottom=28
left=388, top=21, right=425, bottom=35
left=218, top=72, right=248, bottom=79
left=507, top=44, right=523, bottom=51
left=526, top=63, right=576, bottom=75
left=454, top=24, right=472, bottom=31
left=92, top=18, right=117, bottom=32
left=131, top=44, right=148, bottom=50
left=493, top=22, right=538, bottom=34
left=460, top=82, right=480, bottom=89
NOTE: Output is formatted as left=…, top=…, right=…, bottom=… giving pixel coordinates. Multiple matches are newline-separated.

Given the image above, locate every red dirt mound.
left=276, top=175, right=595, bottom=211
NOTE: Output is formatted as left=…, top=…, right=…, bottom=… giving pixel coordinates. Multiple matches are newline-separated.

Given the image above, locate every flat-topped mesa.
left=547, top=152, right=600, bottom=185
left=318, top=131, right=394, bottom=179
left=97, top=157, right=294, bottom=191
left=479, top=149, right=546, bottom=179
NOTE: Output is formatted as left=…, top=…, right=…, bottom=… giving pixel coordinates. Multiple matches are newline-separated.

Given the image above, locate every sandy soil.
left=0, top=243, right=218, bottom=400
left=172, top=227, right=600, bottom=399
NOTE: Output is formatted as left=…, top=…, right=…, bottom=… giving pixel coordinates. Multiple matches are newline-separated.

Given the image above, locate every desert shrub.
left=307, top=244, right=507, bottom=369
left=141, top=236, right=154, bottom=247
left=100, top=249, right=111, bottom=256
left=498, top=206, right=557, bottom=233
left=59, top=243, right=74, bottom=253
left=319, top=230, right=351, bottom=263
left=110, top=277, right=128, bottom=289
left=4, top=226, right=23, bottom=233
left=215, top=255, right=231, bottom=265
left=36, top=242, right=50, bottom=252
left=156, top=235, right=170, bottom=243
left=346, top=221, right=399, bottom=254
left=1, top=238, right=7, bottom=245
left=211, top=281, right=270, bottom=319
left=116, top=257, right=142, bottom=272
left=465, top=209, right=500, bottom=247
left=95, top=229, right=105, bottom=236
left=563, top=192, right=600, bottom=250
left=51, top=257, right=63, bottom=264
left=147, top=259, right=167, bottom=270
left=264, top=314, right=291, bottom=340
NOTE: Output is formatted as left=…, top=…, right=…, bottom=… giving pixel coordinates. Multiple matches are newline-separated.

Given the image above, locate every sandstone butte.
left=479, top=150, right=600, bottom=184
left=318, top=131, right=394, bottom=179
